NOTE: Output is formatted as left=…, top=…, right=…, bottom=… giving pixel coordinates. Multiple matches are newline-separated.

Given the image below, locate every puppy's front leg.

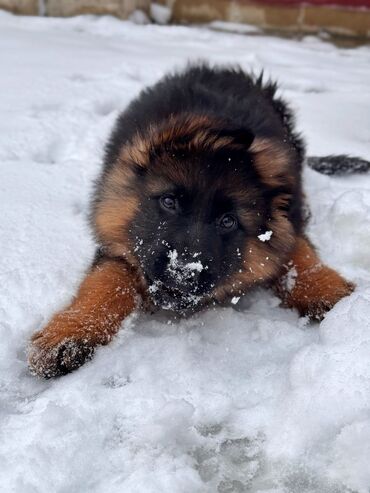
left=28, top=257, right=141, bottom=378
left=274, top=237, right=354, bottom=320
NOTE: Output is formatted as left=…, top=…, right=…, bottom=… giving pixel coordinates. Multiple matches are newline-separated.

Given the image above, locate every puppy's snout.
left=166, top=250, right=205, bottom=289
left=148, top=247, right=215, bottom=297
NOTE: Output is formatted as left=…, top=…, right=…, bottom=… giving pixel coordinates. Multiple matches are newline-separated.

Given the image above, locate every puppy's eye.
left=219, top=213, right=238, bottom=232
left=160, top=194, right=177, bottom=211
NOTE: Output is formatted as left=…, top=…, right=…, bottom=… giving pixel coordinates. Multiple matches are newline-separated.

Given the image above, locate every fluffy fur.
left=29, top=64, right=359, bottom=378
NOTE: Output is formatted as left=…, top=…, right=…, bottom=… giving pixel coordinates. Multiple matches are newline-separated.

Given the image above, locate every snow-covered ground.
left=1, top=10, right=370, bottom=493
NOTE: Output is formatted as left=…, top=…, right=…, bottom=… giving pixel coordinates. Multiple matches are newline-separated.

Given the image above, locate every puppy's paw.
left=28, top=329, right=94, bottom=378
left=291, top=268, right=355, bottom=321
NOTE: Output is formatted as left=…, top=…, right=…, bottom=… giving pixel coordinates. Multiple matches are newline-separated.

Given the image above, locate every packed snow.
left=1, top=10, right=370, bottom=493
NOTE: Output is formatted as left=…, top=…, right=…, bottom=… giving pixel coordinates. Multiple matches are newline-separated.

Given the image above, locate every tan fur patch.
left=93, top=160, right=141, bottom=264
left=94, top=194, right=139, bottom=265
left=250, top=137, right=295, bottom=189
left=95, top=196, right=138, bottom=243
left=118, top=113, right=245, bottom=170
left=274, top=237, right=355, bottom=320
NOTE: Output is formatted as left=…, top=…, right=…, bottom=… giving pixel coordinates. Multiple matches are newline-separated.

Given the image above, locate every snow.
left=168, top=250, right=205, bottom=275
left=128, top=9, right=151, bottom=26
left=148, top=250, right=205, bottom=310
left=280, top=263, right=298, bottom=293
left=150, top=2, right=172, bottom=25
left=258, top=230, right=273, bottom=242
left=186, top=261, right=204, bottom=272
left=209, top=20, right=262, bottom=35
left=1, top=10, right=370, bottom=493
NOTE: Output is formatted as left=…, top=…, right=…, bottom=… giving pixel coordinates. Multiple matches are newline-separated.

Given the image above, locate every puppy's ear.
left=218, top=127, right=255, bottom=149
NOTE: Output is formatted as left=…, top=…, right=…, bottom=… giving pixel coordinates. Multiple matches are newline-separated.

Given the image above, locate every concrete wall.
left=1, top=0, right=369, bottom=38
left=46, top=0, right=149, bottom=18
left=0, top=0, right=38, bottom=15
left=168, top=0, right=370, bottom=38
left=0, top=0, right=150, bottom=17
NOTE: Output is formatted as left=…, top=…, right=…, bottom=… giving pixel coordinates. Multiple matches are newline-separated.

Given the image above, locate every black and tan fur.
left=29, top=64, right=361, bottom=378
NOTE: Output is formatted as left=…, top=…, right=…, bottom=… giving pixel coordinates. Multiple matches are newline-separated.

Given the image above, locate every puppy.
left=29, top=64, right=358, bottom=378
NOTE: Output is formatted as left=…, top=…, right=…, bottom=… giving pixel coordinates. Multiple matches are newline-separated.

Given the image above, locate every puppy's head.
left=93, top=114, right=298, bottom=311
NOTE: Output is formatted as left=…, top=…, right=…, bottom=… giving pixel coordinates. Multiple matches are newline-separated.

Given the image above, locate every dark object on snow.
left=307, top=155, right=370, bottom=176
left=28, top=63, right=356, bottom=378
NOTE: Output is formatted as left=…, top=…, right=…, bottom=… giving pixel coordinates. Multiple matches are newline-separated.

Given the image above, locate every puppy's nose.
left=166, top=250, right=204, bottom=290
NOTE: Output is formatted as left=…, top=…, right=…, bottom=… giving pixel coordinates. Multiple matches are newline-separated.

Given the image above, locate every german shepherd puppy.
left=29, top=64, right=367, bottom=378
